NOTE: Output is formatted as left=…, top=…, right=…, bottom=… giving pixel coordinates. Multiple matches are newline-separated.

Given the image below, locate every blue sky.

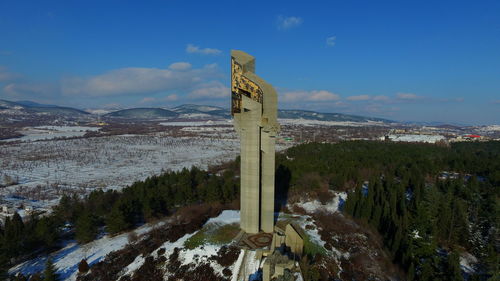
left=0, top=0, right=499, bottom=124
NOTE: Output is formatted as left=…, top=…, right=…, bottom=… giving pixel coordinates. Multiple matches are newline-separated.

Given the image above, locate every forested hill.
left=275, top=141, right=499, bottom=280
left=2, top=141, right=499, bottom=280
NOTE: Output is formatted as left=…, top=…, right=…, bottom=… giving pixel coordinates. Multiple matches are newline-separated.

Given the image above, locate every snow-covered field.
left=0, top=122, right=292, bottom=207
left=477, top=124, right=500, bottom=134
left=0, top=134, right=239, bottom=198
left=279, top=118, right=387, bottom=127
left=160, top=120, right=232, bottom=127
left=1, top=126, right=100, bottom=142
left=387, top=134, right=445, bottom=143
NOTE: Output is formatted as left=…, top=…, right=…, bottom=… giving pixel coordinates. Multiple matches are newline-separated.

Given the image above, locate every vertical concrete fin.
left=232, top=50, right=279, bottom=234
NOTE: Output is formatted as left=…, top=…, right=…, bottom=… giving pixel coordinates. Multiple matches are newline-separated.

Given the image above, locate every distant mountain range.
left=0, top=99, right=393, bottom=123
left=172, top=104, right=231, bottom=119
left=278, top=109, right=391, bottom=122
left=105, top=108, right=178, bottom=119
left=0, top=99, right=89, bottom=116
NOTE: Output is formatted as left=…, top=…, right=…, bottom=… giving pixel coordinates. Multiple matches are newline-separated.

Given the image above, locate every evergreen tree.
left=407, top=262, right=415, bottom=281
left=420, top=259, right=437, bottom=281
left=106, top=203, right=130, bottom=234
left=44, top=258, right=59, bottom=281
left=75, top=212, right=98, bottom=243
left=5, top=213, right=24, bottom=241
left=35, top=217, right=58, bottom=247
left=445, top=252, right=463, bottom=281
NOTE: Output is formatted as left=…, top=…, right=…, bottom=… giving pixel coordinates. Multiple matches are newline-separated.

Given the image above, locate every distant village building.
left=450, top=134, right=489, bottom=142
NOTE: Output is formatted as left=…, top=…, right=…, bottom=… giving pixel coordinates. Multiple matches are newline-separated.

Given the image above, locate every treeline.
left=276, top=141, right=499, bottom=280
left=0, top=162, right=239, bottom=279
left=277, top=141, right=500, bottom=191
left=2, top=140, right=499, bottom=280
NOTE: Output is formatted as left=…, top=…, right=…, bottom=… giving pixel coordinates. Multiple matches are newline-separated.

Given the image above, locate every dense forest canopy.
left=276, top=141, right=499, bottom=280
left=1, top=141, right=499, bottom=280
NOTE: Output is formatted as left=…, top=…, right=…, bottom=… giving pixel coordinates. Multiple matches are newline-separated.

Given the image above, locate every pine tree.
left=35, top=217, right=58, bottom=247
left=445, top=252, right=463, bottom=281
left=420, top=259, right=436, bottom=280
left=106, top=203, right=129, bottom=234
left=44, top=258, right=59, bottom=281
left=5, top=213, right=24, bottom=240
left=75, top=212, right=98, bottom=243
left=407, top=262, right=415, bottom=281
left=343, top=189, right=357, bottom=216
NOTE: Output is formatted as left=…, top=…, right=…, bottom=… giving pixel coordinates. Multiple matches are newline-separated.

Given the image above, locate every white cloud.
left=396, top=92, right=420, bottom=100
left=277, top=15, right=303, bottom=30
left=364, top=104, right=383, bottom=113
left=493, top=100, right=500, bottom=104
left=140, top=97, right=156, bottom=103
left=281, top=90, right=340, bottom=102
left=309, top=90, right=340, bottom=101
left=326, top=36, right=336, bottom=47
left=168, top=62, right=191, bottom=71
left=0, top=66, right=20, bottom=82
left=334, top=101, right=348, bottom=107
left=165, top=94, right=178, bottom=101
left=3, top=82, right=56, bottom=98
left=186, top=44, right=221, bottom=55
left=188, top=81, right=230, bottom=99
left=373, top=95, right=390, bottom=101
left=61, top=64, right=220, bottom=97
left=346, top=95, right=370, bottom=101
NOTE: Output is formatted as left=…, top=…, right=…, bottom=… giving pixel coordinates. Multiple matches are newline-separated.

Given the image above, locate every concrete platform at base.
left=235, top=230, right=273, bottom=250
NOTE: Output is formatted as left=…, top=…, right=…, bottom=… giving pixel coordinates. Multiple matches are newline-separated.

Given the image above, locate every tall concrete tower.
left=231, top=50, right=280, bottom=234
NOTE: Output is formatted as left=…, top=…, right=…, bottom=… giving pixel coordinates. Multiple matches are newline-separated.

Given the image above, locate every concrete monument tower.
left=231, top=50, right=280, bottom=234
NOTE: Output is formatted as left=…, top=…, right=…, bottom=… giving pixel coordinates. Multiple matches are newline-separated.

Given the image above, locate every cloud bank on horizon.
left=0, top=1, right=499, bottom=124
left=0, top=59, right=473, bottom=122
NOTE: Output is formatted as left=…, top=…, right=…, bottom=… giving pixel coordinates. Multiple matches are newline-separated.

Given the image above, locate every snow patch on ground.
left=231, top=250, right=245, bottom=281
left=120, top=254, right=146, bottom=277
left=295, top=191, right=347, bottom=214
left=171, top=210, right=240, bottom=276
left=286, top=192, right=353, bottom=277
left=206, top=210, right=240, bottom=225
left=460, top=252, right=478, bottom=274
left=9, top=220, right=166, bottom=280
left=244, top=250, right=260, bottom=281
left=117, top=210, right=242, bottom=280
left=179, top=244, right=225, bottom=275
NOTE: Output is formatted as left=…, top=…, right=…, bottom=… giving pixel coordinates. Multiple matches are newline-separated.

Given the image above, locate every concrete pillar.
left=261, top=130, right=275, bottom=233
left=232, top=50, right=280, bottom=234
left=239, top=96, right=262, bottom=234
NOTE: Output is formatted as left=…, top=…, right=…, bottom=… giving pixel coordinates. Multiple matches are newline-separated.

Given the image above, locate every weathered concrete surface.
left=231, top=50, right=279, bottom=234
